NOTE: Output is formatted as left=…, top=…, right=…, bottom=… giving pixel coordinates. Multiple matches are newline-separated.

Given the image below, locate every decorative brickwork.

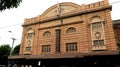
left=8, top=0, right=119, bottom=66
left=17, top=0, right=118, bottom=59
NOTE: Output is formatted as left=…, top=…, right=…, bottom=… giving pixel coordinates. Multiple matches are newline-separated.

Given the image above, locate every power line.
left=0, top=23, right=23, bottom=29
left=110, top=1, right=120, bottom=4
left=0, top=0, right=120, bottom=30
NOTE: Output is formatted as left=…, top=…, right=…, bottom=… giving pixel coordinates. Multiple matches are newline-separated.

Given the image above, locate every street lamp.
left=8, top=31, right=16, bottom=67
left=9, top=38, right=16, bottom=56
left=8, top=31, right=16, bottom=56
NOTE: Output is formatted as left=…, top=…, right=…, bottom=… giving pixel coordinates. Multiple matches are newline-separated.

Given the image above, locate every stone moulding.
left=22, top=4, right=111, bottom=27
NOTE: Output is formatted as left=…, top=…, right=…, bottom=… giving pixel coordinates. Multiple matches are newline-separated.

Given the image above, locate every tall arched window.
left=90, top=16, right=107, bottom=50
left=24, top=29, right=34, bottom=54
left=66, top=27, right=76, bottom=33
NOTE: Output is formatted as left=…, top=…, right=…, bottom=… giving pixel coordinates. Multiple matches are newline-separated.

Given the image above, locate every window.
left=92, top=22, right=102, bottom=31
left=66, top=42, right=77, bottom=51
left=90, top=16, right=106, bottom=50
left=93, top=40, right=104, bottom=46
left=27, top=29, right=34, bottom=39
left=24, top=29, right=34, bottom=53
left=27, top=33, right=33, bottom=39
left=66, top=27, right=76, bottom=33
left=55, top=29, right=61, bottom=52
left=25, top=46, right=31, bottom=51
left=43, top=31, right=51, bottom=37
left=42, top=45, right=51, bottom=53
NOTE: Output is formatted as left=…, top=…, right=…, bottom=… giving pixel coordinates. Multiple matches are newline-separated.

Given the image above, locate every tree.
left=12, top=44, right=20, bottom=55
left=0, top=0, right=22, bottom=11
left=0, top=44, right=11, bottom=65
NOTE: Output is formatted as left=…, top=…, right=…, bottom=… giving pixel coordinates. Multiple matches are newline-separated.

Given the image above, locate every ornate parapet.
left=24, top=16, right=40, bottom=24
left=23, top=0, right=110, bottom=26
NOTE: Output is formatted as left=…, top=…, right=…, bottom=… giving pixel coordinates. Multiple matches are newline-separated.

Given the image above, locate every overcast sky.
left=0, top=0, right=120, bottom=48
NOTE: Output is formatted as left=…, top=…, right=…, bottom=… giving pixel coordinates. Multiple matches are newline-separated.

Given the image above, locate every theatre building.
left=8, top=0, right=119, bottom=66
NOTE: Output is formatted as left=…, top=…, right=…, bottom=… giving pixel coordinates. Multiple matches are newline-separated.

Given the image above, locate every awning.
left=8, top=50, right=119, bottom=60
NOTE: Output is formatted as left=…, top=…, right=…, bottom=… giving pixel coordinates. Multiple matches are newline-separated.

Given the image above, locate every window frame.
left=66, top=42, right=77, bottom=52
left=66, top=27, right=76, bottom=34
left=25, top=46, right=31, bottom=51
left=42, top=45, right=51, bottom=53
left=24, top=29, right=34, bottom=54
left=90, top=16, right=106, bottom=50
left=43, top=31, right=51, bottom=37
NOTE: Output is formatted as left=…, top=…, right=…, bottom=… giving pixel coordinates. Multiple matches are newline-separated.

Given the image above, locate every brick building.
left=113, top=19, right=120, bottom=43
left=113, top=19, right=120, bottom=50
left=9, top=0, right=119, bottom=66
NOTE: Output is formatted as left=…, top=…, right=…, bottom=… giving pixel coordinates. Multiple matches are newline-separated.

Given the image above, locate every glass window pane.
left=43, top=31, right=51, bottom=37
left=42, top=45, right=51, bottom=53
left=93, top=40, right=104, bottom=46
left=92, top=22, right=102, bottom=31
left=66, top=27, right=76, bottom=33
left=66, top=42, right=77, bottom=51
left=27, top=33, right=33, bottom=39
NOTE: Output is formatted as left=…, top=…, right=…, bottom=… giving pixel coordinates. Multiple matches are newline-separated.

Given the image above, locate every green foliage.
left=0, top=44, right=11, bottom=64
left=0, top=0, right=22, bottom=11
left=12, top=44, right=20, bottom=55
left=0, top=44, right=20, bottom=65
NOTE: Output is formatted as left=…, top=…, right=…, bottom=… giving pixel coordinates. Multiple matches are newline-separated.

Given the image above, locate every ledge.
left=8, top=50, right=119, bottom=60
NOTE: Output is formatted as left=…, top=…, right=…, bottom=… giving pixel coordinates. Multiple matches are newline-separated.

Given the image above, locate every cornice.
left=22, top=5, right=112, bottom=27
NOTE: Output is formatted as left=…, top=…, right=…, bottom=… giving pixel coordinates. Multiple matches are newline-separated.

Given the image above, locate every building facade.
left=9, top=0, right=119, bottom=66
left=113, top=19, right=120, bottom=43
left=113, top=19, right=120, bottom=50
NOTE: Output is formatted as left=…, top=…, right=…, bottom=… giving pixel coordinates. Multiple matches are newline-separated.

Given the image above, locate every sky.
left=0, top=0, right=120, bottom=48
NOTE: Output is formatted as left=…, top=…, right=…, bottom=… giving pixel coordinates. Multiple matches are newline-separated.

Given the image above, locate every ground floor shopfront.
left=8, top=51, right=120, bottom=67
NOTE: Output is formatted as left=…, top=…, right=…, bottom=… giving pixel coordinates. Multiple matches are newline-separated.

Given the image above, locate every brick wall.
left=19, top=0, right=118, bottom=55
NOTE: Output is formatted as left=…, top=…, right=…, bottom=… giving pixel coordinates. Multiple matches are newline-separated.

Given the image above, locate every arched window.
left=24, top=29, right=34, bottom=54
left=43, top=31, right=51, bottom=37
left=90, top=16, right=106, bottom=50
left=27, top=29, right=34, bottom=39
left=66, top=27, right=76, bottom=33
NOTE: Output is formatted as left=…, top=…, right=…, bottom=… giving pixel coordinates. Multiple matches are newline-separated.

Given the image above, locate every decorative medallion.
left=95, top=32, right=101, bottom=39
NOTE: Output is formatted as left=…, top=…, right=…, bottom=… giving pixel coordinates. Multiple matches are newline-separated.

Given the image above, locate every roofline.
left=22, top=5, right=112, bottom=27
